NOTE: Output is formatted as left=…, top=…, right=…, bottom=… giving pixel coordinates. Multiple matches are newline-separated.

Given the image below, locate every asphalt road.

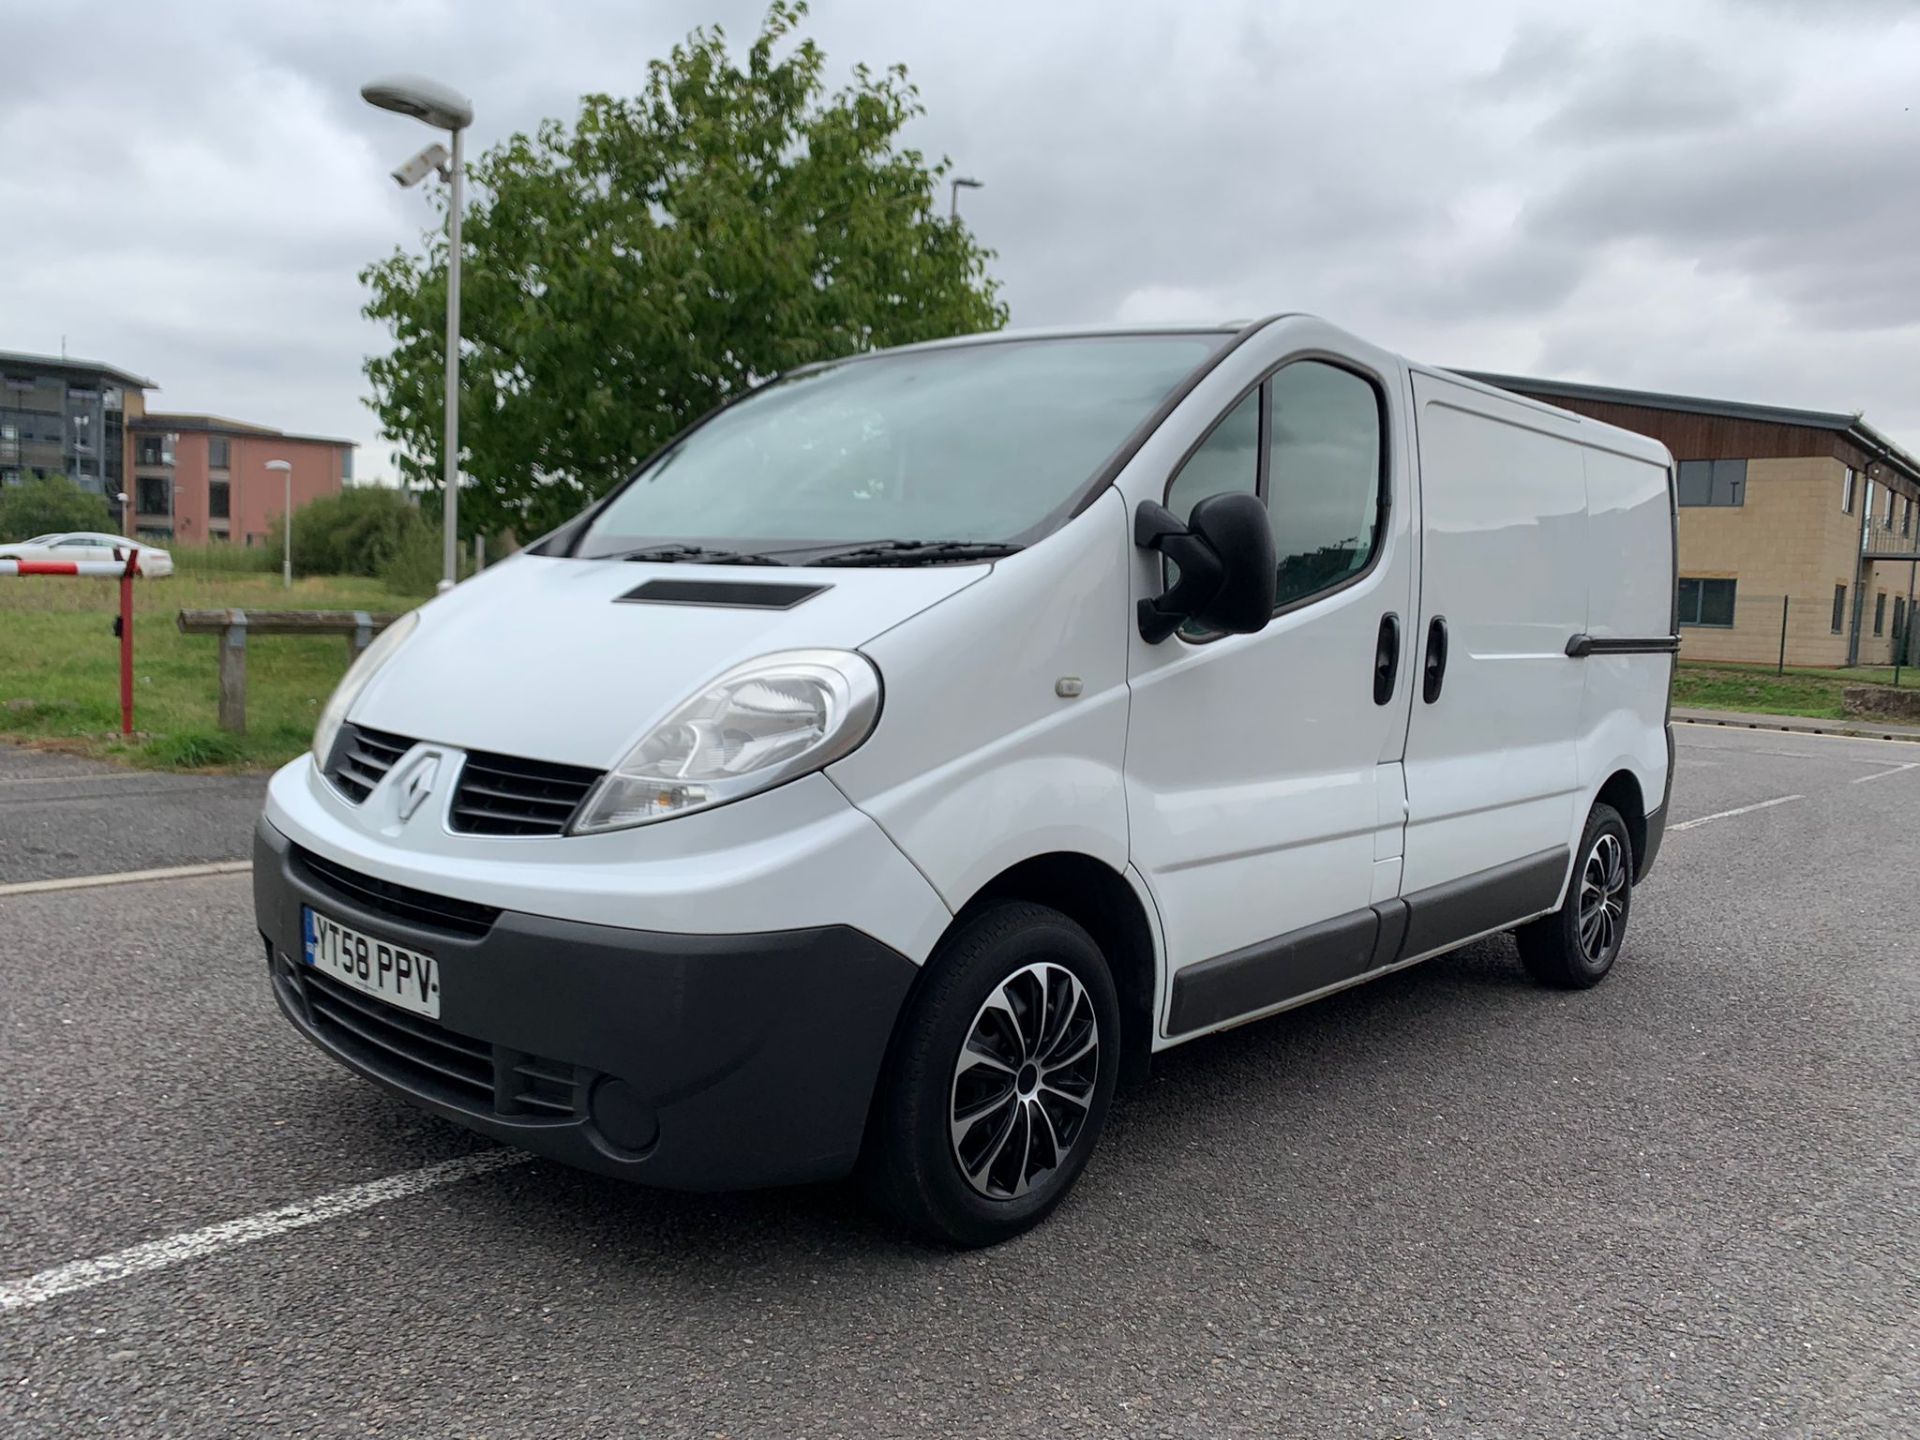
left=1, top=729, right=1914, bottom=1438
left=0, top=747, right=268, bottom=884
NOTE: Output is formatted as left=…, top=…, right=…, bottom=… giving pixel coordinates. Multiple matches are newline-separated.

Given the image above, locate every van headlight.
left=570, top=649, right=882, bottom=834
left=310, top=610, right=421, bottom=768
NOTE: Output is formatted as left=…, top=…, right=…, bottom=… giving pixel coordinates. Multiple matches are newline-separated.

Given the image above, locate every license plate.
left=302, top=907, right=441, bottom=1019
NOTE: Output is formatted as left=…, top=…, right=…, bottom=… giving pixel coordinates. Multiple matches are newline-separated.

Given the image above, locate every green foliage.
left=279, top=486, right=433, bottom=579
left=145, top=728, right=248, bottom=769
left=172, top=541, right=278, bottom=577
left=361, top=0, right=1007, bottom=539
left=376, top=522, right=477, bottom=594
left=0, top=473, right=112, bottom=542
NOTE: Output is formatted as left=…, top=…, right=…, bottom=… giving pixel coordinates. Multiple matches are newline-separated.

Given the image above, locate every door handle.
left=1422, top=616, right=1449, bottom=703
left=1373, top=613, right=1400, bottom=705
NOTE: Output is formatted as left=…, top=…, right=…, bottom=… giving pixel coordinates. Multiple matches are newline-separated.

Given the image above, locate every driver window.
left=1267, top=361, right=1384, bottom=609
left=1165, top=391, right=1258, bottom=522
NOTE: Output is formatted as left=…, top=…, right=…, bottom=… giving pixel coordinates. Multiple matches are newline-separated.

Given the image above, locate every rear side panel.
left=1576, top=444, right=1676, bottom=866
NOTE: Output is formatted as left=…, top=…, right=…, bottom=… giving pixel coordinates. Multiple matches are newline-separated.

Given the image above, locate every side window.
left=1165, top=391, right=1259, bottom=522
left=1267, top=361, right=1383, bottom=609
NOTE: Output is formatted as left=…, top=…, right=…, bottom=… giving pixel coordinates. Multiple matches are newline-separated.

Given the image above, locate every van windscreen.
left=574, top=334, right=1227, bottom=561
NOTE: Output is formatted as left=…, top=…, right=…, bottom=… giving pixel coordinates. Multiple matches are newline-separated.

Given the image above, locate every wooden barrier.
left=176, top=609, right=401, bottom=734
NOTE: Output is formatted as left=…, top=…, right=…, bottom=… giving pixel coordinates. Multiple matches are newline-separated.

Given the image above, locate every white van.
left=254, top=315, right=1676, bottom=1246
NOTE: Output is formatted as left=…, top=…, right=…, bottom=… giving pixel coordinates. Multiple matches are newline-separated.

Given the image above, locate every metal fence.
left=1677, top=586, right=1918, bottom=675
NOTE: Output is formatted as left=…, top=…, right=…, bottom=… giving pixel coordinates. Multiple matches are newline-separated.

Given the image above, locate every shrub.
left=378, top=524, right=478, bottom=596
left=282, top=487, right=432, bottom=578
left=0, top=473, right=112, bottom=541
left=172, top=541, right=277, bottom=577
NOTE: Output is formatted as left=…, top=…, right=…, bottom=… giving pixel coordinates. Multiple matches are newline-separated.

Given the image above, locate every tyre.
left=1515, top=802, right=1633, bottom=989
left=863, top=900, right=1121, bottom=1247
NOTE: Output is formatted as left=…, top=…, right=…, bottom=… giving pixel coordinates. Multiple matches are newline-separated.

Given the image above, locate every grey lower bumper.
left=253, top=817, right=917, bottom=1190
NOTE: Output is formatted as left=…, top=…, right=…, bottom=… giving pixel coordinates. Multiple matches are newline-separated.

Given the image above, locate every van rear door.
left=1397, top=374, right=1588, bottom=957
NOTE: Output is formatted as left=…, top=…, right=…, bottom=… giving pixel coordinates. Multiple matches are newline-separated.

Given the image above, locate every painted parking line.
left=1850, top=762, right=1920, bottom=784
left=1667, top=794, right=1804, bottom=832
left=0, top=1150, right=532, bottom=1314
left=0, top=860, right=252, bottom=899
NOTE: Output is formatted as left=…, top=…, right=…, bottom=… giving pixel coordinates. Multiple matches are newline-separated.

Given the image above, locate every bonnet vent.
left=616, top=578, right=828, bottom=610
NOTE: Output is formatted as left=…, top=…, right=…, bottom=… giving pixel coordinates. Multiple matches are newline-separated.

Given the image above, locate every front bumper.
left=254, top=818, right=917, bottom=1190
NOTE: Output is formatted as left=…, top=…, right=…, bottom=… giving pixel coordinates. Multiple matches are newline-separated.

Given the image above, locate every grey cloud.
left=3, top=0, right=1919, bottom=478
left=1530, top=124, right=1920, bottom=329
left=1538, top=38, right=1753, bottom=142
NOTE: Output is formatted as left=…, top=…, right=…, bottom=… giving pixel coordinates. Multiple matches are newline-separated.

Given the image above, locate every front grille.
left=283, top=960, right=581, bottom=1122
left=450, top=750, right=601, bottom=837
left=292, top=846, right=500, bottom=939
left=325, top=724, right=411, bottom=803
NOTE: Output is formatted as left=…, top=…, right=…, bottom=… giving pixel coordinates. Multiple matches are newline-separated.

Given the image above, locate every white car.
left=255, top=315, right=1676, bottom=1246
left=0, top=531, right=174, bottom=576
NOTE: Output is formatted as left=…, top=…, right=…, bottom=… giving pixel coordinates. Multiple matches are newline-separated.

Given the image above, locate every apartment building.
left=129, top=415, right=354, bottom=546
left=1466, top=374, right=1920, bottom=668
left=0, top=349, right=154, bottom=523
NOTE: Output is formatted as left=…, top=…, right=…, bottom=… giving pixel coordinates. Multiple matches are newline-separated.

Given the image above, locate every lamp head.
left=361, top=74, right=473, bottom=131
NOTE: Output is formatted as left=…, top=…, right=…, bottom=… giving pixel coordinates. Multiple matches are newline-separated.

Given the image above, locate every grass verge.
left=0, top=572, right=428, bottom=770
left=1674, top=660, right=1918, bottom=722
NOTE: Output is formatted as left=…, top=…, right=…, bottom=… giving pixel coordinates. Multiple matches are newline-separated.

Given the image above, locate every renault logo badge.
left=397, top=755, right=439, bottom=821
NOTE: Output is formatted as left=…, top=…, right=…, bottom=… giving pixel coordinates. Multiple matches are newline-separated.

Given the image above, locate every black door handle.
left=1422, top=616, right=1449, bottom=703
left=1373, top=613, right=1400, bottom=705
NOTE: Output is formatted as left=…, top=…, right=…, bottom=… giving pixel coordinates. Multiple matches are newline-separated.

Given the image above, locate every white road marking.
left=0, top=860, right=251, bottom=898
left=1851, top=762, right=1920, bottom=784
left=1667, top=795, right=1804, bottom=832
left=0, top=1150, right=531, bottom=1314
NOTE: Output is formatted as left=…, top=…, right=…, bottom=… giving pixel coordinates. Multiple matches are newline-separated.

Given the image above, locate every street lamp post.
left=362, top=74, right=474, bottom=593
left=266, top=460, right=293, bottom=589
left=949, top=175, right=983, bottom=220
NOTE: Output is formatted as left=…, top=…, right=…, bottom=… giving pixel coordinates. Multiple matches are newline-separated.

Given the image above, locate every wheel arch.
left=932, top=851, right=1159, bottom=1088
left=1592, top=768, right=1649, bottom=882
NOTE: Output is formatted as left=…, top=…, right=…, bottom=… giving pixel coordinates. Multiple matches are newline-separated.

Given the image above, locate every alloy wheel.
left=1577, top=832, right=1628, bottom=964
left=949, top=962, right=1101, bottom=1200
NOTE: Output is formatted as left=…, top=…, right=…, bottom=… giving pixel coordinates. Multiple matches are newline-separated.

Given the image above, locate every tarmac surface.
left=1, top=726, right=1914, bottom=1437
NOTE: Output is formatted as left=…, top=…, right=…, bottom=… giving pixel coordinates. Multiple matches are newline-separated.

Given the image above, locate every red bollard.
left=120, top=548, right=137, bottom=738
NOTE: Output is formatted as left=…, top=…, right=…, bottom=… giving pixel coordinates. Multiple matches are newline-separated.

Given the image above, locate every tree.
left=362, top=0, right=1008, bottom=540
left=0, top=473, right=111, bottom=542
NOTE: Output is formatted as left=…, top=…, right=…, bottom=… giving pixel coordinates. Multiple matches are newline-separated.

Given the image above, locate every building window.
left=135, top=476, right=169, bottom=514
left=1832, top=584, right=1847, bottom=633
left=209, top=437, right=230, bottom=469
left=1896, top=596, right=1907, bottom=646
left=1843, top=468, right=1856, bottom=513
left=1676, top=459, right=1746, bottom=507
left=1677, top=577, right=1737, bottom=628
left=1887, top=489, right=1898, bottom=526
left=1905, top=496, right=1914, bottom=537
left=137, top=436, right=165, bottom=466
left=341, top=448, right=354, bottom=484
left=209, top=480, right=231, bottom=520
left=1874, top=592, right=1887, bottom=636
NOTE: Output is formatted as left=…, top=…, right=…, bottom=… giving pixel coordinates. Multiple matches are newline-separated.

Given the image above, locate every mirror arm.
left=1134, top=500, right=1225, bottom=643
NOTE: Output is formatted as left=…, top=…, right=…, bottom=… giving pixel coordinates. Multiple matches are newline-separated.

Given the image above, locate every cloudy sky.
left=3, top=0, right=1917, bottom=478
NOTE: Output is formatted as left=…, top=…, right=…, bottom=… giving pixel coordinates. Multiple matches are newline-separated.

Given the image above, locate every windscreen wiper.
left=803, top=540, right=1026, bottom=567
left=616, top=543, right=788, bottom=566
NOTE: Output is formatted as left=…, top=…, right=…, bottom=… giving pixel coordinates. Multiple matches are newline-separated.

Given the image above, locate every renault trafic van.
left=254, top=315, right=1676, bottom=1246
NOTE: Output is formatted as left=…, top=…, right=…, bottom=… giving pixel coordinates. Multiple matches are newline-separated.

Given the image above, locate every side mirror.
left=1134, top=493, right=1277, bottom=643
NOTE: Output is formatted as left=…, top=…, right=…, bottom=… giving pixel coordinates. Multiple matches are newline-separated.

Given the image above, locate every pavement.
left=0, top=724, right=1914, bottom=1438
left=1673, top=706, right=1920, bottom=743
